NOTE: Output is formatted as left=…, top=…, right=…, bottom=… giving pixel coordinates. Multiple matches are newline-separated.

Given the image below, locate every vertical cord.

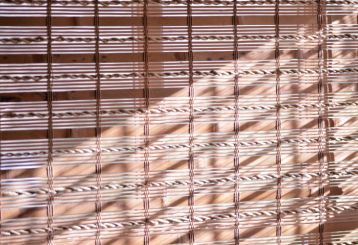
left=0, top=112, right=1, bottom=239
left=233, top=0, right=240, bottom=244
left=0, top=61, right=2, bottom=237
left=94, top=0, right=103, bottom=244
left=143, top=0, right=151, bottom=244
left=317, top=0, right=326, bottom=244
left=187, top=0, right=195, bottom=244
left=274, top=0, right=282, bottom=244
left=46, top=0, right=54, bottom=243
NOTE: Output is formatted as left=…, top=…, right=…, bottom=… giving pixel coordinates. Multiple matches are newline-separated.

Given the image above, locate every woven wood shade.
left=0, top=0, right=357, bottom=244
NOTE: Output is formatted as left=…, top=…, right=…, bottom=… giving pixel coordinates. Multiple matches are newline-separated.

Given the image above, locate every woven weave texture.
left=0, top=0, right=357, bottom=244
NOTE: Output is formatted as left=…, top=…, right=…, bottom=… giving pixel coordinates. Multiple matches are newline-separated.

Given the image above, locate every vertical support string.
left=0, top=65, right=2, bottom=238
left=232, top=0, right=240, bottom=244
left=143, top=0, right=151, bottom=244
left=274, top=0, right=282, bottom=244
left=187, top=0, right=195, bottom=244
left=317, top=0, right=326, bottom=244
left=46, top=0, right=54, bottom=243
left=0, top=109, right=1, bottom=239
left=94, top=0, right=103, bottom=244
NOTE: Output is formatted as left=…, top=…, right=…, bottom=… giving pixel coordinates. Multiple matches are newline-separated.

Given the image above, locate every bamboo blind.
left=0, top=0, right=357, bottom=244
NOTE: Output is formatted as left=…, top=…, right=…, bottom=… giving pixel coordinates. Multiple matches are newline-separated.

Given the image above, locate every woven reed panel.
left=0, top=0, right=357, bottom=244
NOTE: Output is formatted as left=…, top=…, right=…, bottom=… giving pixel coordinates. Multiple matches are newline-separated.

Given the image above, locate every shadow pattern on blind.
left=0, top=0, right=357, bottom=244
